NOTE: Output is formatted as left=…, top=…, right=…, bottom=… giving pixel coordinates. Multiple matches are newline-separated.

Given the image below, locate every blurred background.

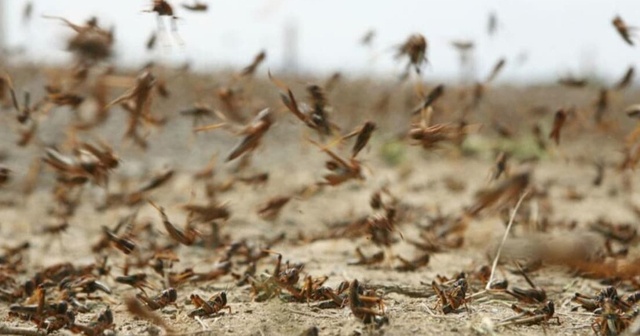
left=1, top=0, right=640, bottom=83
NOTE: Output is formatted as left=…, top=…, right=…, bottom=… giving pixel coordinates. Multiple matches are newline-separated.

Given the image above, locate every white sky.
left=3, top=0, right=640, bottom=82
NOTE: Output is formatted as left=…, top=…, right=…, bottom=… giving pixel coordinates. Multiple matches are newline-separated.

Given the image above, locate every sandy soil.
left=0, top=68, right=639, bottom=336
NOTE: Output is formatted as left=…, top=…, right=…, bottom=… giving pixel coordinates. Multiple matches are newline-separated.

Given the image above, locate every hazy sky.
left=3, top=0, right=640, bottom=82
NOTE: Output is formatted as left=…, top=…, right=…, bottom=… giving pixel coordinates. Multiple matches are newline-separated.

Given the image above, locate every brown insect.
left=257, top=196, right=291, bottom=221
left=166, top=268, right=195, bottom=287
left=349, top=279, right=387, bottom=325
left=188, top=292, right=231, bottom=317
left=182, top=1, right=209, bottom=11
left=505, top=265, right=547, bottom=304
left=589, top=219, right=636, bottom=243
left=69, top=306, right=114, bottom=335
left=44, top=16, right=114, bottom=62
left=42, top=221, right=69, bottom=235
left=149, top=201, right=200, bottom=246
left=125, top=296, right=172, bottom=331
left=43, top=141, right=119, bottom=186
left=573, top=292, right=600, bottom=312
left=296, top=275, right=331, bottom=303
left=432, top=278, right=469, bottom=314
left=62, top=275, right=112, bottom=296
left=4, top=73, right=36, bottom=125
left=274, top=259, right=306, bottom=297
left=136, top=168, right=175, bottom=195
left=102, top=169, right=173, bottom=209
left=24, top=284, right=46, bottom=316
left=368, top=205, right=403, bottom=245
left=191, top=262, right=232, bottom=283
left=150, top=249, right=180, bottom=274
left=182, top=201, right=230, bottom=223
left=347, top=247, right=384, bottom=266
left=369, top=187, right=396, bottom=210
left=155, top=76, right=171, bottom=98
left=136, top=288, right=177, bottom=310
left=549, top=109, right=567, bottom=145
left=324, top=72, right=342, bottom=93
left=626, top=291, right=640, bottom=306
left=491, top=152, right=509, bottom=181
left=469, top=81, right=485, bottom=109
left=146, top=31, right=157, bottom=50
left=1, top=241, right=30, bottom=261
left=625, top=104, right=640, bottom=119
left=16, top=118, right=38, bottom=147
left=102, top=226, right=136, bottom=254
left=191, top=154, right=217, bottom=180
left=300, top=326, right=319, bottom=336
left=146, top=1, right=182, bottom=44
left=250, top=254, right=306, bottom=301
left=42, top=84, right=85, bottom=112
left=115, top=273, right=152, bottom=293
left=615, top=66, right=634, bottom=90
left=226, top=108, right=273, bottom=162
left=105, top=71, right=161, bottom=148
left=467, top=170, right=530, bottom=217
left=409, top=214, right=467, bottom=253
left=558, top=75, right=588, bottom=88
left=94, top=225, right=131, bottom=257
left=11, top=286, right=72, bottom=333
left=574, top=286, right=631, bottom=313
left=308, top=84, right=335, bottom=135
left=396, top=33, right=428, bottom=75
left=309, top=139, right=364, bottom=186
left=485, top=58, right=506, bottom=83
left=104, top=71, right=160, bottom=148
left=0, top=165, right=11, bottom=186
left=613, top=15, right=635, bottom=46
left=360, top=29, right=375, bottom=46
left=237, top=172, right=269, bottom=186
left=76, top=70, right=112, bottom=127
left=240, top=50, right=266, bottom=77
left=498, top=301, right=559, bottom=327
left=315, top=283, right=349, bottom=309
left=341, top=120, right=376, bottom=158
left=591, top=299, right=633, bottom=335
left=180, top=103, right=222, bottom=128
left=532, top=124, right=547, bottom=150
left=411, top=84, right=444, bottom=115
left=395, top=253, right=430, bottom=272
left=594, top=88, right=609, bottom=124
left=410, top=108, right=480, bottom=150
left=593, top=160, right=605, bottom=186
left=269, top=72, right=336, bottom=137
left=215, top=86, right=245, bottom=123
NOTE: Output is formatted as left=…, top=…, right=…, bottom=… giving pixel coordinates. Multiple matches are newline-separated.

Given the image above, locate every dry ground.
left=0, top=67, right=639, bottom=336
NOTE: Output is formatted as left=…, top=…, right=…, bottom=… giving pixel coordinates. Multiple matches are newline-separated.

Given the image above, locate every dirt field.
left=0, top=65, right=639, bottom=336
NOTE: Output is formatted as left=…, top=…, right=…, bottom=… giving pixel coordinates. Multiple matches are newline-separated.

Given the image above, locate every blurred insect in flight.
left=612, top=15, right=635, bottom=46
left=549, top=109, right=567, bottom=145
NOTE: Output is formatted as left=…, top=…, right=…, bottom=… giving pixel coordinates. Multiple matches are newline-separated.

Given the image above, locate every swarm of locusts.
left=1, top=2, right=640, bottom=335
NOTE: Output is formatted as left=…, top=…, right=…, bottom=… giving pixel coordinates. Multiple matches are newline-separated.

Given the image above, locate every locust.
left=188, top=292, right=231, bottom=317
left=396, top=33, right=428, bottom=76
left=149, top=201, right=200, bottom=246
left=226, top=108, right=273, bottom=162
left=613, top=15, right=635, bottom=46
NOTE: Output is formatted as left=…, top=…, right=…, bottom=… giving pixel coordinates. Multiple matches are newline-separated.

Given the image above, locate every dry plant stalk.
left=486, top=190, right=529, bottom=290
